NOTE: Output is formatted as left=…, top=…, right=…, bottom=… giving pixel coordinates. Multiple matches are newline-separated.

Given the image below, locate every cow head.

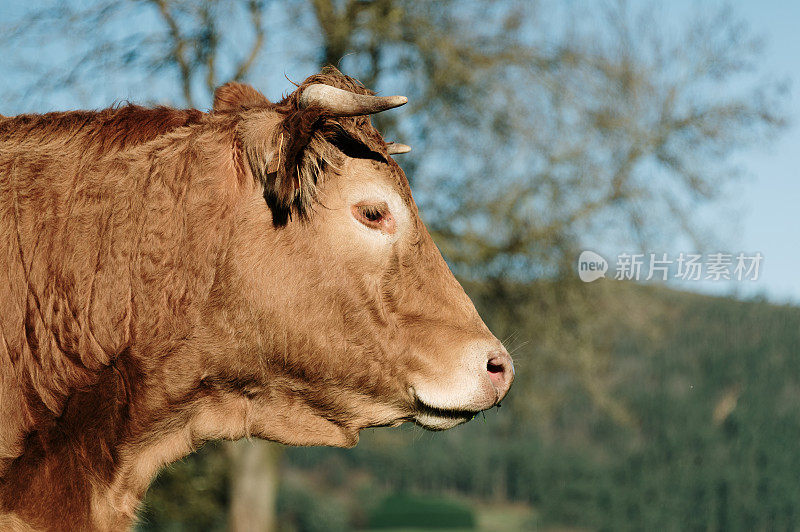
left=191, top=68, right=513, bottom=448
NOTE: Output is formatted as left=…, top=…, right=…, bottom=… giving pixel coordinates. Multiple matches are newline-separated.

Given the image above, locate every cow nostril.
left=486, top=357, right=508, bottom=388
left=486, top=351, right=514, bottom=402
left=487, top=360, right=504, bottom=375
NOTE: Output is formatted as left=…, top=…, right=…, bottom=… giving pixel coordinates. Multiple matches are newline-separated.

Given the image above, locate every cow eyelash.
left=360, top=204, right=386, bottom=222
left=352, top=202, right=395, bottom=233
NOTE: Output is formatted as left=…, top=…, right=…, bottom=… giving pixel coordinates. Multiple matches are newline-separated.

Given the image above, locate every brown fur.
left=212, top=82, right=270, bottom=113
left=0, top=68, right=505, bottom=530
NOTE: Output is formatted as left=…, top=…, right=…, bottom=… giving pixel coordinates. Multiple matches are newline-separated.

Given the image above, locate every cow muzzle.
left=410, top=341, right=515, bottom=430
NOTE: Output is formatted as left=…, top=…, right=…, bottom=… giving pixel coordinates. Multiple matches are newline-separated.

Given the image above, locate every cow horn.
left=387, top=142, right=411, bottom=155
left=299, top=84, right=407, bottom=117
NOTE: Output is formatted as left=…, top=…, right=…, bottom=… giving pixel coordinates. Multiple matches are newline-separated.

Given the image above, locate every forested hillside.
left=140, top=283, right=800, bottom=531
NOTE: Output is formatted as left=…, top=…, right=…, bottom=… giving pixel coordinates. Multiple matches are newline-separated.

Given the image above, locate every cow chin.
left=409, top=390, right=488, bottom=431
left=413, top=409, right=477, bottom=431
left=406, top=377, right=496, bottom=431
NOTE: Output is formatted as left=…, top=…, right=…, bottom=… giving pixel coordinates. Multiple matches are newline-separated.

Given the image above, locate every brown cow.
left=0, top=67, right=513, bottom=530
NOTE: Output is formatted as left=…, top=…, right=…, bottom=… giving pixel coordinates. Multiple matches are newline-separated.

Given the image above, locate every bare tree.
left=0, top=0, right=268, bottom=109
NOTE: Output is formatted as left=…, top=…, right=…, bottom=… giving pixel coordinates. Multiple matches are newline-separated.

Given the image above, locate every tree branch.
left=200, top=3, right=219, bottom=94
left=150, top=0, right=194, bottom=106
left=232, top=0, right=266, bottom=82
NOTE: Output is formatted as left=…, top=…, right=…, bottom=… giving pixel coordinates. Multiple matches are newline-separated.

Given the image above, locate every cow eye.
left=352, top=202, right=396, bottom=234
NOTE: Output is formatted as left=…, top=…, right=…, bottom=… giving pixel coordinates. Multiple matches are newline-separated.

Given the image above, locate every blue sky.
left=717, top=1, right=800, bottom=303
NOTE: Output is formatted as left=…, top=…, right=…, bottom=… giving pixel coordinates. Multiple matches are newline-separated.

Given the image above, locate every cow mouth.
left=412, top=398, right=481, bottom=431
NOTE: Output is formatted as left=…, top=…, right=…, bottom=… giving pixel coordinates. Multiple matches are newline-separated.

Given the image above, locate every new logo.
left=577, top=251, right=608, bottom=282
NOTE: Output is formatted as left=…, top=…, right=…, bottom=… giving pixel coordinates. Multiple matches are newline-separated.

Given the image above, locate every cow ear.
left=214, top=82, right=270, bottom=112
left=240, top=108, right=334, bottom=225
